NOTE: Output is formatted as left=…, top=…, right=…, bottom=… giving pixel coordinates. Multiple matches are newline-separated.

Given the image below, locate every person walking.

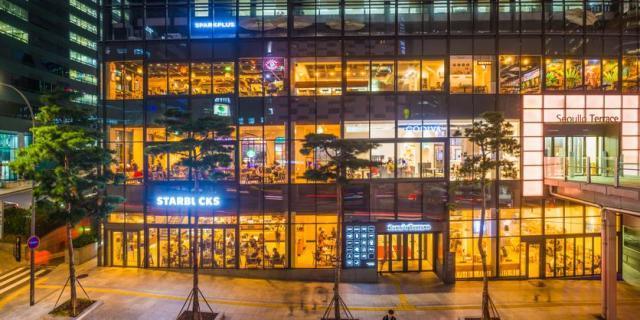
left=383, top=309, right=396, bottom=320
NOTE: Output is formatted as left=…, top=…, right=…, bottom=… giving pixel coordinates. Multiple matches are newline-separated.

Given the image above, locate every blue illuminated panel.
left=344, top=225, right=376, bottom=268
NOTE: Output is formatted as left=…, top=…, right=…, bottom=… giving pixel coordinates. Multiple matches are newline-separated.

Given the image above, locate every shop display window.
left=147, top=63, right=168, bottom=96
left=239, top=58, right=263, bottom=97
left=450, top=56, right=473, bottom=93
left=521, top=56, right=541, bottom=93
left=397, top=142, right=420, bottom=178
left=421, top=59, right=445, bottom=91
left=622, top=56, right=639, bottom=92
left=213, top=62, right=235, bottom=94
left=473, top=56, right=495, bottom=93
left=602, top=59, right=619, bottom=91
left=317, top=58, right=342, bottom=96
left=106, top=61, right=143, bottom=100
left=397, top=60, right=421, bottom=91
left=346, top=60, right=371, bottom=92
left=371, top=60, right=395, bottom=92
left=191, top=62, right=212, bottom=95
left=499, top=55, right=520, bottom=94
left=584, top=59, right=602, bottom=90
left=565, top=59, right=583, bottom=90
left=545, top=58, right=565, bottom=90
left=168, top=63, right=189, bottom=95
left=263, top=57, right=287, bottom=96
left=371, top=143, right=395, bottom=179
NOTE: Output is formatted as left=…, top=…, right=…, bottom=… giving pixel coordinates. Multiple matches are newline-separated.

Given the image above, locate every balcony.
left=544, top=156, right=640, bottom=189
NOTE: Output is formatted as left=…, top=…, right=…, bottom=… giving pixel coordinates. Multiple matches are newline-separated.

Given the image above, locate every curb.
left=73, top=300, right=103, bottom=320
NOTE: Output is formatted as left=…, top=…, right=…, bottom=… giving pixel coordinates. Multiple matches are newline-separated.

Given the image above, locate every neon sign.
left=156, top=196, right=221, bottom=207
left=264, top=58, right=282, bottom=71
left=386, top=222, right=432, bottom=233
left=193, top=21, right=236, bottom=29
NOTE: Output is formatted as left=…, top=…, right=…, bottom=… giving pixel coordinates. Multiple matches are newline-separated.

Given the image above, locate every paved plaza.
left=1, top=259, right=640, bottom=320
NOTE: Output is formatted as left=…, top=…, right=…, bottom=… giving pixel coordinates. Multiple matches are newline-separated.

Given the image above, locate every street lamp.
left=0, top=82, right=36, bottom=306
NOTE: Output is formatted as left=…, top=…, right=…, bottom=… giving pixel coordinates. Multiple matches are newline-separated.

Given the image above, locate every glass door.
left=527, top=243, right=541, bottom=278
left=391, top=234, right=403, bottom=271
left=125, top=231, right=138, bottom=267
left=111, top=231, right=124, bottom=266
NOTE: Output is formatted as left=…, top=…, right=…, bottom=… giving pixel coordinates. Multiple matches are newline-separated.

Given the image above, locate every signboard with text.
left=344, top=225, right=376, bottom=268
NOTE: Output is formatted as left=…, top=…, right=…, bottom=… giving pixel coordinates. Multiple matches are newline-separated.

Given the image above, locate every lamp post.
left=0, top=83, right=36, bottom=306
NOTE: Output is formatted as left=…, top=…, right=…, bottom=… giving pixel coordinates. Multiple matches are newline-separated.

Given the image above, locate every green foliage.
left=72, top=232, right=96, bottom=248
left=453, top=112, right=521, bottom=184
left=9, top=91, right=122, bottom=226
left=146, top=107, right=234, bottom=183
left=2, top=207, right=29, bottom=237
left=299, top=133, right=379, bottom=185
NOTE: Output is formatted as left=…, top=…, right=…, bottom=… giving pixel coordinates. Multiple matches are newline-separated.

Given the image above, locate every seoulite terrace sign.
left=386, top=222, right=432, bottom=233
left=156, top=196, right=221, bottom=207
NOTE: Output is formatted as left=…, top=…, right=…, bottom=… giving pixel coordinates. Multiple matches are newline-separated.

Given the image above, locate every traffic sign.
left=27, top=236, right=40, bottom=249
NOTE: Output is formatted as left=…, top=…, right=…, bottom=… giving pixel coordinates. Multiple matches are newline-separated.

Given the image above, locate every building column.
left=601, top=209, right=616, bottom=319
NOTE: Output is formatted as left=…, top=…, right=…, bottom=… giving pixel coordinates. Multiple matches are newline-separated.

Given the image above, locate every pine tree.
left=453, top=112, right=520, bottom=320
left=146, top=107, right=233, bottom=320
left=299, top=133, right=378, bottom=320
left=10, top=91, right=121, bottom=316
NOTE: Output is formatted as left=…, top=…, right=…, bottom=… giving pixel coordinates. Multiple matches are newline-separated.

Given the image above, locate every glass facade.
left=99, top=1, right=637, bottom=279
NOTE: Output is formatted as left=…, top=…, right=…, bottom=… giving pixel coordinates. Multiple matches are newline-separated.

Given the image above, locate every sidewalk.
left=1, top=260, right=640, bottom=319
left=0, top=181, right=31, bottom=197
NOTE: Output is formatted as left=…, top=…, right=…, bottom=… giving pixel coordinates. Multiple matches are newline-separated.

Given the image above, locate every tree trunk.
left=66, top=219, right=78, bottom=316
left=192, top=170, right=200, bottom=320
left=333, top=183, right=343, bottom=320
left=479, top=181, right=490, bottom=320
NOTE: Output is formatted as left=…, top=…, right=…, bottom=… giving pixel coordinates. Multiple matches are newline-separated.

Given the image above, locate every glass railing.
left=544, top=156, right=640, bottom=189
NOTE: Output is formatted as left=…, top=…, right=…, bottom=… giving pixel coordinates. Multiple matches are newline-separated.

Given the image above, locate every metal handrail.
left=544, top=156, right=640, bottom=189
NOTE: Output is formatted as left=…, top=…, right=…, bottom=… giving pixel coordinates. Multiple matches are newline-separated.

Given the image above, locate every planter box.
left=64, top=243, right=97, bottom=265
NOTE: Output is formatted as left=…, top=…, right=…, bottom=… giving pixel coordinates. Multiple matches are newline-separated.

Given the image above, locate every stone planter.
left=64, top=243, right=97, bottom=265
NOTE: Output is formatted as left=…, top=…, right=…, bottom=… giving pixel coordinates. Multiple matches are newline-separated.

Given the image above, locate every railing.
left=544, top=156, right=640, bottom=188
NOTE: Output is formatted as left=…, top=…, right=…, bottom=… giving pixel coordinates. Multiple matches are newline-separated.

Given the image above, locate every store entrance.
left=377, top=233, right=434, bottom=273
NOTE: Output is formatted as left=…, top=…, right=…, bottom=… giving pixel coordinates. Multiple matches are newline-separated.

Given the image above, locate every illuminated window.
left=263, top=57, right=286, bottom=96
left=584, top=59, right=601, bottom=90
left=421, top=59, right=445, bottom=91
left=70, top=0, right=97, bottom=18
left=565, top=59, right=583, bottom=90
left=473, top=56, right=495, bottom=93
left=346, top=60, right=370, bottom=92
left=213, top=62, right=235, bottom=94
left=191, top=63, right=212, bottom=95
left=168, top=63, right=189, bottom=95
left=239, top=58, right=263, bottom=97
left=397, top=60, right=420, bottom=92
left=0, top=0, right=27, bottom=21
left=450, top=56, right=472, bottom=93
left=545, top=58, right=564, bottom=90
left=70, top=14, right=97, bottom=34
left=291, top=58, right=341, bottom=96
left=371, top=60, right=395, bottom=92
left=147, top=63, right=168, bottom=96
left=69, top=32, right=96, bottom=50
left=623, top=56, right=639, bottom=92
left=70, top=69, right=97, bottom=85
left=70, top=50, right=96, bottom=67
left=106, top=61, right=143, bottom=100
left=602, top=59, right=619, bottom=91
left=521, top=56, right=541, bottom=93
left=316, top=58, right=342, bottom=95
left=372, top=143, right=395, bottom=179
left=397, top=142, right=420, bottom=178
left=499, top=55, right=520, bottom=94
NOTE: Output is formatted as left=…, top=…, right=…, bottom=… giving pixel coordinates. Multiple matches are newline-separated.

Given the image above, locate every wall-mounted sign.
left=398, top=125, right=447, bottom=135
left=345, top=225, right=376, bottom=268
left=386, top=222, right=432, bottom=233
left=156, top=196, right=221, bottom=207
left=556, top=114, right=620, bottom=123
left=193, top=21, right=236, bottom=29
left=263, top=58, right=283, bottom=71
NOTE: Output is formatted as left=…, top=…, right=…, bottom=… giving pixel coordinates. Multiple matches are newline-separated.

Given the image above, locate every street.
left=1, top=259, right=640, bottom=320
